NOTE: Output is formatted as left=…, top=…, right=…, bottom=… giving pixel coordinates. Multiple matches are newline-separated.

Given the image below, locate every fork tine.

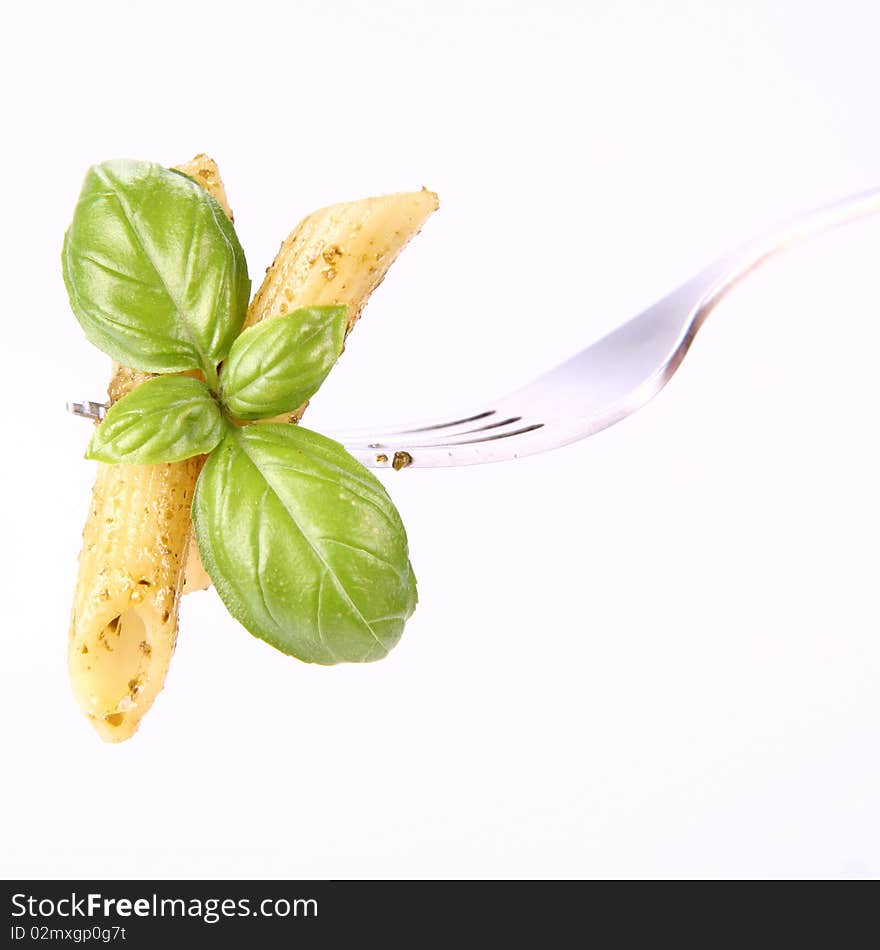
left=328, top=408, right=499, bottom=444
left=341, top=415, right=545, bottom=451
left=397, top=410, right=496, bottom=434
left=432, top=422, right=546, bottom=446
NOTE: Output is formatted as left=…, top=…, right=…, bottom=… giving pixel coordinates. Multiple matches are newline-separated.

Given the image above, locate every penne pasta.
left=68, top=457, right=202, bottom=740
left=246, top=189, right=439, bottom=338
left=69, top=159, right=437, bottom=742
left=68, top=156, right=233, bottom=742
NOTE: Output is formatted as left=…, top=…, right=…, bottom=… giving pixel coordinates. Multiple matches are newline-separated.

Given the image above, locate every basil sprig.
left=63, top=160, right=417, bottom=664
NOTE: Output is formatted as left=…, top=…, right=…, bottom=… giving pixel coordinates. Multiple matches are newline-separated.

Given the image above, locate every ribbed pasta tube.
left=68, top=458, right=202, bottom=739
left=69, top=164, right=438, bottom=742
left=246, top=189, right=439, bottom=337
left=68, top=155, right=233, bottom=742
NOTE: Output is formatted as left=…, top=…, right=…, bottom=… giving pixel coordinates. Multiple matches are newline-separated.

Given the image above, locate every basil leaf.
left=192, top=424, right=417, bottom=664
left=62, top=159, right=250, bottom=380
left=86, top=375, right=225, bottom=464
left=220, top=306, right=347, bottom=420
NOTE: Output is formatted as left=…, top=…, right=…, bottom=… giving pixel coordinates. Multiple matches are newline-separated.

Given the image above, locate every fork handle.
left=689, top=185, right=880, bottom=332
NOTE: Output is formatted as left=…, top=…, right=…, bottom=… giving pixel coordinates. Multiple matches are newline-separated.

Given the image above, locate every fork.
left=327, top=187, right=880, bottom=469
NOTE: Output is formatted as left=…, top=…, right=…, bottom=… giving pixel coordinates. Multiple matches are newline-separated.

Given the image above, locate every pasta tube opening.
left=70, top=599, right=173, bottom=740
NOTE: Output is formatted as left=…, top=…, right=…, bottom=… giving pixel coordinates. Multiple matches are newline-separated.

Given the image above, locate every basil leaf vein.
left=192, top=424, right=417, bottom=664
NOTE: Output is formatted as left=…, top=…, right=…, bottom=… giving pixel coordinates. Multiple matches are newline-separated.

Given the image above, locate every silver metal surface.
left=328, top=186, right=880, bottom=468
left=67, top=400, right=107, bottom=422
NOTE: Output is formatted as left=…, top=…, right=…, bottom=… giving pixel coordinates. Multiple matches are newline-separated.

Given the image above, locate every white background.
left=1, top=0, right=878, bottom=879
